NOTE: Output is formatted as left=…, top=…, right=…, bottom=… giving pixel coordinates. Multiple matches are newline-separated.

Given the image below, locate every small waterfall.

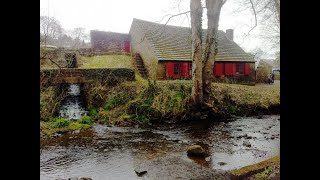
left=59, top=84, right=87, bottom=120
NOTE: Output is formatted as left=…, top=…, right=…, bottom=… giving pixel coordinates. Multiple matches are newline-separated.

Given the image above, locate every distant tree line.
left=40, top=16, right=90, bottom=49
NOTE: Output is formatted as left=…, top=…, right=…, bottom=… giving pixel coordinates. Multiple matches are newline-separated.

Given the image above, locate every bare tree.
left=202, top=0, right=224, bottom=104
left=190, top=0, right=204, bottom=105
left=155, top=0, right=226, bottom=106
left=189, top=0, right=226, bottom=106
left=232, top=0, right=280, bottom=52
left=70, top=27, right=87, bottom=49
left=40, top=16, right=63, bottom=46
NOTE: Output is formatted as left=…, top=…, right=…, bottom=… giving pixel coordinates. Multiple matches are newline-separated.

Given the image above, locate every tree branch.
left=246, top=0, right=257, bottom=36
left=40, top=57, right=62, bottom=69
left=138, top=7, right=206, bottom=45
left=40, top=50, right=63, bottom=69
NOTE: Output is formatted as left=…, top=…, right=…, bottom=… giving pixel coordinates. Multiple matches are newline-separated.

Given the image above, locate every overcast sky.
left=40, top=0, right=277, bottom=59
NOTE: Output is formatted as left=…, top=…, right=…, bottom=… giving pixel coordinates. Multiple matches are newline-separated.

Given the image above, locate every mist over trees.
left=40, top=16, right=90, bottom=49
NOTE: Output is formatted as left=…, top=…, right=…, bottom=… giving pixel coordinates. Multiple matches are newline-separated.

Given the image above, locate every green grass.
left=83, top=79, right=280, bottom=125
left=40, top=86, right=66, bottom=121
left=79, top=116, right=92, bottom=125
left=40, top=121, right=91, bottom=135
left=104, top=93, right=131, bottom=110
left=231, top=156, right=280, bottom=179
left=51, top=117, right=70, bottom=128
left=210, top=82, right=280, bottom=107
left=255, top=166, right=273, bottom=180
left=79, top=55, right=134, bottom=69
left=69, top=122, right=91, bottom=130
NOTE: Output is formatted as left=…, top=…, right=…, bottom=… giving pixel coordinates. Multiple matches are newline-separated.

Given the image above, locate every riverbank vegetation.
left=83, top=74, right=280, bottom=126
left=40, top=73, right=280, bottom=135
left=40, top=117, right=92, bottom=135
left=40, top=54, right=280, bottom=135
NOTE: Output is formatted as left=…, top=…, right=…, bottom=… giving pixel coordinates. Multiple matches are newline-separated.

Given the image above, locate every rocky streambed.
left=40, top=115, right=280, bottom=180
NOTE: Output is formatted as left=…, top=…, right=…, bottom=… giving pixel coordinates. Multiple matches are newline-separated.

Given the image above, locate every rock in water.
left=243, top=141, right=251, bottom=147
left=79, top=178, right=92, bottom=180
left=205, top=156, right=211, bottom=161
left=68, top=178, right=78, bottom=180
left=218, top=162, right=227, bottom=166
left=135, top=170, right=147, bottom=177
left=186, top=145, right=206, bottom=156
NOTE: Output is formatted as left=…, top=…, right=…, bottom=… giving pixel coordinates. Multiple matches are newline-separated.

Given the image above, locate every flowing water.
left=40, top=115, right=280, bottom=180
left=59, top=84, right=87, bottom=120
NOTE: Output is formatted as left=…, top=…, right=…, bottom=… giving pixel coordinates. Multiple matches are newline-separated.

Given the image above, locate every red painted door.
left=214, top=63, right=223, bottom=77
left=232, top=63, right=236, bottom=75
left=225, top=63, right=232, bottom=75
left=245, top=63, right=251, bottom=76
left=166, top=63, right=174, bottom=78
left=181, top=62, right=189, bottom=78
left=124, top=41, right=130, bottom=53
left=225, top=63, right=236, bottom=75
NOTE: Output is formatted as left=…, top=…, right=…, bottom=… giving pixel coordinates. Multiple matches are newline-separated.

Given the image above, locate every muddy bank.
left=40, top=115, right=280, bottom=180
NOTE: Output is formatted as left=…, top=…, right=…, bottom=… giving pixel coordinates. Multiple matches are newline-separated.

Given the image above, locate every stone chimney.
left=226, top=29, right=234, bottom=41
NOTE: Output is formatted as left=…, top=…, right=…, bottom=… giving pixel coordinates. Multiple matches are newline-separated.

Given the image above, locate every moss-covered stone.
left=230, top=155, right=280, bottom=180
left=186, top=145, right=206, bottom=156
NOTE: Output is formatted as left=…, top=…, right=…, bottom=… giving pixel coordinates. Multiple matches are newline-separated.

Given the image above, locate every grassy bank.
left=83, top=76, right=280, bottom=126
left=78, top=55, right=134, bottom=69
left=40, top=86, right=65, bottom=121
left=40, top=117, right=92, bottom=136
left=40, top=74, right=279, bottom=132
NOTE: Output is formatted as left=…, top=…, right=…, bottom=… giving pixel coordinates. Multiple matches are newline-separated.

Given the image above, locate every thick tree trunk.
left=203, top=0, right=223, bottom=103
left=190, top=0, right=204, bottom=106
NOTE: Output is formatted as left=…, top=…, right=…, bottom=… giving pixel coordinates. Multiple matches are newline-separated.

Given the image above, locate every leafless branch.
left=256, top=0, right=273, bottom=14
left=155, top=14, right=174, bottom=23
left=138, top=6, right=207, bottom=45
left=40, top=57, right=62, bottom=69
left=40, top=50, right=63, bottom=69
left=246, top=0, right=257, bottom=36
left=163, top=10, right=191, bottom=26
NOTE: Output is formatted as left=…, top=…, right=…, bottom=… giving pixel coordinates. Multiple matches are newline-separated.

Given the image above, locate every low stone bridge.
left=40, top=68, right=135, bottom=85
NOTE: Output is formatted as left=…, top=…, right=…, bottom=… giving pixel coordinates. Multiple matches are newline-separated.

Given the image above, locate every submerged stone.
left=68, top=178, right=78, bottom=180
left=79, top=178, right=92, bottom=180
left=134, top=168, right=147, bottom=177
left=243, top=141, right=251, bottom=147
left=186, top=145, right=206, bottom=156
left=218, top=162, right=227, bottom=166
left=205, top=156, right=211, bottom=161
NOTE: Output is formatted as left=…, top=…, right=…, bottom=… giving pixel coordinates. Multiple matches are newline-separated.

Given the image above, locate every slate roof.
left=130, top=18, right=255, bottom=62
